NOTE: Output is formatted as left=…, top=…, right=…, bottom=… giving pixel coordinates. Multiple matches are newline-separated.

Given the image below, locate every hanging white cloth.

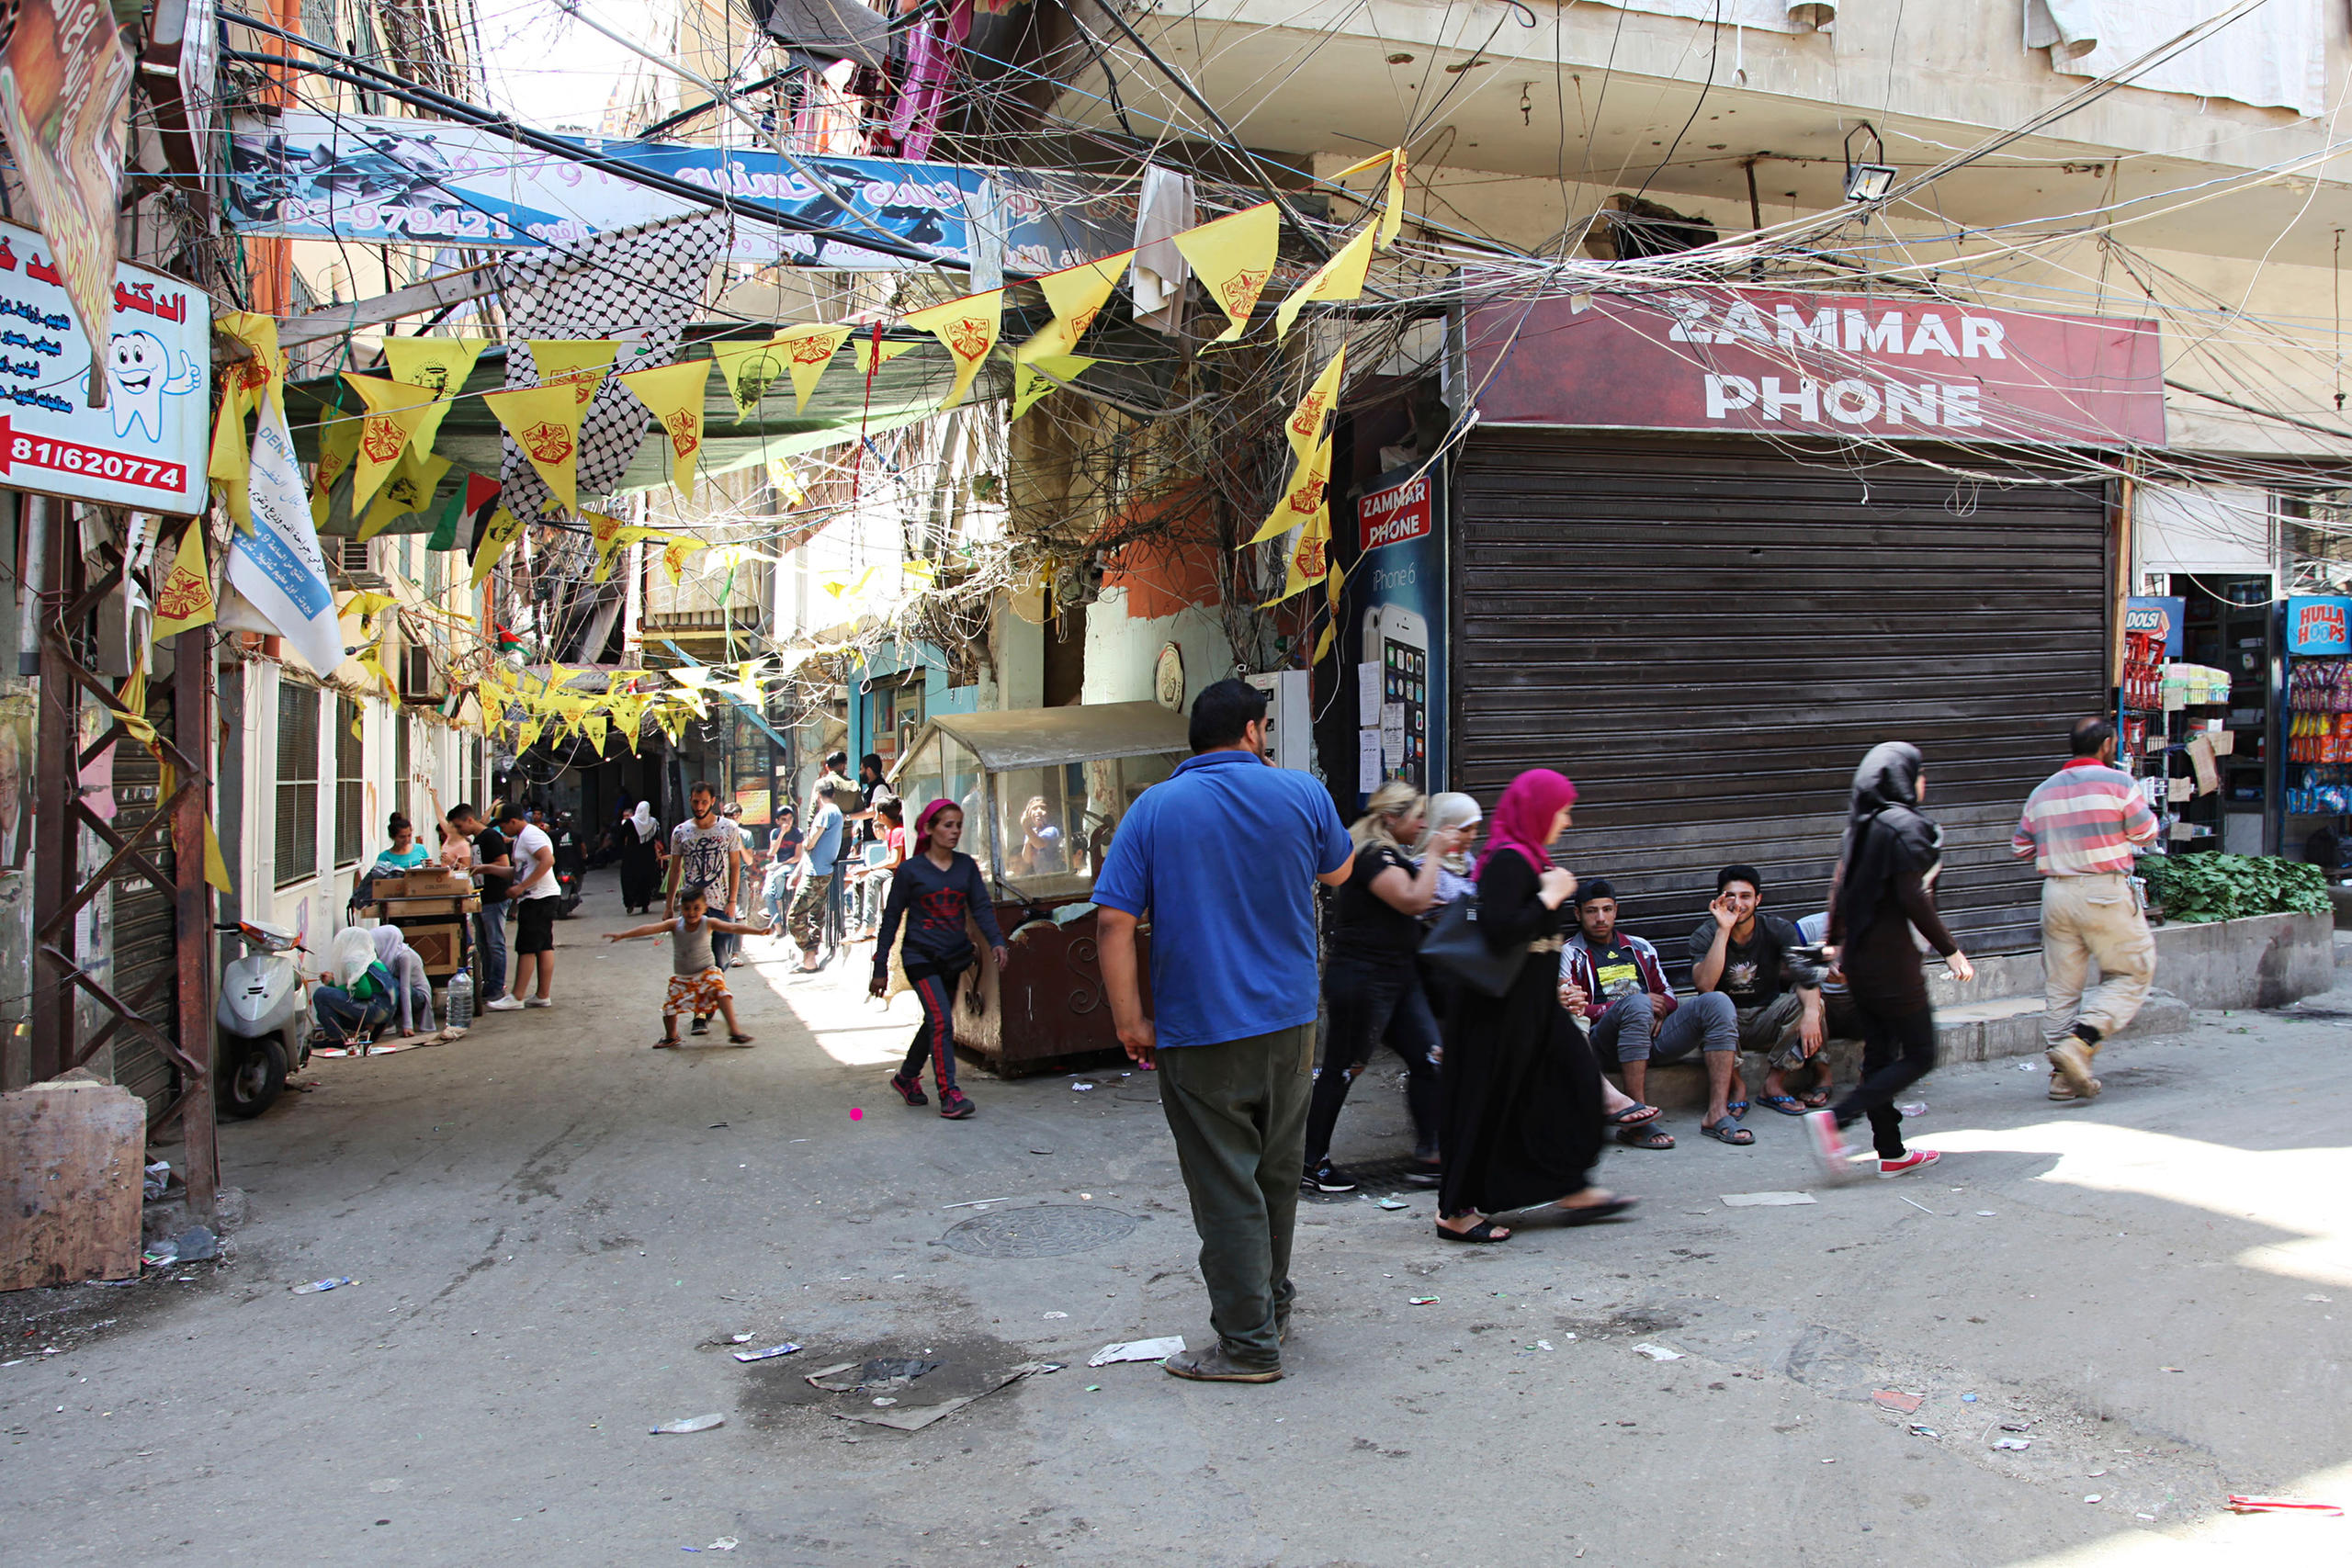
left=2025, top=0, right=2103, bottom=59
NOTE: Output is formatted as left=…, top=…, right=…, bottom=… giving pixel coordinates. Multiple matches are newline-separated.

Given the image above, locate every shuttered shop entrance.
left=1452, top=431, right=2110, bottom=971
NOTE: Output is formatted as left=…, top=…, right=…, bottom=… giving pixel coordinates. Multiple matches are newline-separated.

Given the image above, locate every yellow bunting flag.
left=341, top=373, right=431, bottom=512
left=1286, top=345, right=1347, bottom=463
left=767, top=458, right=807, bottom=506
left=482, top=383, right=584, bottom=516
left=528, top=339, right=619, bottom=408
left=662, top=536, right=702, bottom=585
left=774, top=323, right=854, bottom=413
left=110, top=667, right=159, bottom=756
left=203, top=814, right=233, bottom=894
left=516, top=716, right=546, bottom=753
left=1274, top=221, right=1378, bottom=340
left=853, top=334, right=914, bottom=376
left=311, top=411, right=362, bottom=526
left=356, top=647, right=400, bottom=703
left=1172, top=202, right=1281, bottom=343
left=1329, top=147, right=1408, bottom=247
left=380, top=335, right=488, bottom=453
left=218, top=310, right=288, bottom=417
left=153, top=523, right=216, bottom=641
left=1262, top=495, right=1333, bottom=607
left=579, top=713, right=608, bottom=753
left=208, top=397, right=251, bottom=531
left=359, top=447, right=453, bottom=539
left=901, top=289, right=1003, bottom=410
left=606, top=694, right=650, bottom=750
left=1241, top=437, right=1333, bottom=549
left=587, top=510, right=627, bottom=582
left=1313, top=556, right=1347, bottom=662
left=470, top=506, right=526, bottom=587
left=1015, top=252, right=1133, bottom=362
left=711, top=336, right=787, bottom=422
left=616, top=359, right=712, bottom=496
left=1011, top=355, right=1096, bottom=420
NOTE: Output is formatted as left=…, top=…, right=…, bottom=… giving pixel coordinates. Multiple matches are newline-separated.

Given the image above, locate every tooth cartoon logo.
left=103, top=331, right=203, bottom=444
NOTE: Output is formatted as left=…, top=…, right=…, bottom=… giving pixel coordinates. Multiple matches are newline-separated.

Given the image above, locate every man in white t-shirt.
left=497, top=805, right=562, bottom=1009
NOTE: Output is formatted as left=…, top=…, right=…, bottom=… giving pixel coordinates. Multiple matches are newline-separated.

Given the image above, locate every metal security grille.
left=335, top=697, right=364, bottom=866
left=276, top=684, right=319, bottom=886
left=1451, top=431, right=2111, bottom=969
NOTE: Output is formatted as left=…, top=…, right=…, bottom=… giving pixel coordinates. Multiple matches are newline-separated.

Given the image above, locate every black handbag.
left=1419, top=894, right=1527, bottom=998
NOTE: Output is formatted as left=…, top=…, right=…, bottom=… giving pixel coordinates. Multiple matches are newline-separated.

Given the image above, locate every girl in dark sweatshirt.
left=872, top=798, right=1009, bottom=1119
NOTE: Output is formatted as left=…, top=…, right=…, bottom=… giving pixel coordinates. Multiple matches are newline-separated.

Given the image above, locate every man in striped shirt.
left=2011, top=717, right=2160, bottom=1101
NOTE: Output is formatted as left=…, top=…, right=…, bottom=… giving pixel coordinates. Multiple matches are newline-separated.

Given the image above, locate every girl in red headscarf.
left=1436, top=769, right=1636, bottom=1241
left=870, top=798, right=1009, bottom=1120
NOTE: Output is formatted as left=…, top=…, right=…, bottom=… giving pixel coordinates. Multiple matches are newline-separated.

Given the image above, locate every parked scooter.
left=215, top=919, right=313, bottom=1119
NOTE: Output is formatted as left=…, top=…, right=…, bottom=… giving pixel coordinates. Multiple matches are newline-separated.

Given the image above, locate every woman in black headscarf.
left=1804, top=742, right=1975, bottom=1181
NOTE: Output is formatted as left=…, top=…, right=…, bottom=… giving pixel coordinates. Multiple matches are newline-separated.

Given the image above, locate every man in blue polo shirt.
left=1096, top=678, right=1351, bottom=1384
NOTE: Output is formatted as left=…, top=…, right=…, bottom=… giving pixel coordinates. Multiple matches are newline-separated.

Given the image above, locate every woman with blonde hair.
left=1301, top=780, right=1470, bottom=1194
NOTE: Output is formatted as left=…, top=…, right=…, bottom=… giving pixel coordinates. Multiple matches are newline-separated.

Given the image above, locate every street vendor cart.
left=886, top=702, right=1188, bottom=1074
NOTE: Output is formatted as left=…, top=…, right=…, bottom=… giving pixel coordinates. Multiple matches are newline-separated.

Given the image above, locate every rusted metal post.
left=28, top=499, right=75, bottom=1082
left=172, top=622, right=218, bottom=1222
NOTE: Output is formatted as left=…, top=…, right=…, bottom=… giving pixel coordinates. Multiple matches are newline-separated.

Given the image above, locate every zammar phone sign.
left=0, top=218, right=209, bottom=513
left=1359, top=470, right=1433, bottom=552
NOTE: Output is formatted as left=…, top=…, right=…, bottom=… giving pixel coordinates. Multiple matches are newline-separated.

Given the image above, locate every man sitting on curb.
left=1690, top=864, right=1826, bottom=1139
left=1563, top=880, right=1737, bottom=1147
left=1772, top=909, right=1866, bottom=1113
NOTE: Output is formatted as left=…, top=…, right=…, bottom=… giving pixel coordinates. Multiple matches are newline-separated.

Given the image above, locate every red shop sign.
left=1359, top=469, right=1433, bottom=552
left=1466, top=287, right=2165, bottom=447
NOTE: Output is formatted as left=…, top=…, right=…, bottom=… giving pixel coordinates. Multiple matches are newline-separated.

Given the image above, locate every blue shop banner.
left=1340, top=464, right=1448, bottom=799
left=2288, top=595, right=2352, bottom=655
left=2124, top=595, right=2184, bottom=658
left=226, top=111, right=1128, bottom=273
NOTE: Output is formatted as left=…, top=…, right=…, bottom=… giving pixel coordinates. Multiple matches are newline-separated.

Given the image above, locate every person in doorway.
left=1016, top=795, right=1066, bottom=875
left=501, top=805, right=560, bottom=1008
left=1300, top=781, right=1463, bottom=1195
left=1434, top=770, right=1634, bottom=1244
left=618, top=801, right=663, bottom=914
left=871, top=799, right=1007, bottom=1119
left=2010, top=716, right=2160, bottom=1101
left=1094, top=679, right=1354, bottom=1383
left=606, top=886, right=764, bottom=1047
left=447, top=804, right=514, bottom=1010
left=788, top=783, right=845, bottom=971
left=664, top=782, right=743, bottom=1029
left=369, top=923, right=436, bottom=1038
left=1689, top=864, right=1827, bottom=1145
left=1563, top=879, right=1733, bottom=1148
left=1808, top=742, right=1974, bottom=1180
left=855, top=797, right=907, bottom=937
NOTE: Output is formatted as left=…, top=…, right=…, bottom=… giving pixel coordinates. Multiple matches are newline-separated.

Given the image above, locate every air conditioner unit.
left=401, top=646, right=438, bottom=700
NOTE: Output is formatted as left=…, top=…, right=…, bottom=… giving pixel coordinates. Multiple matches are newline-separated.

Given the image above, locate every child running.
left=870, top=798, right=1008, bottom=1119
left=605, top=886, right=769, bottom=1047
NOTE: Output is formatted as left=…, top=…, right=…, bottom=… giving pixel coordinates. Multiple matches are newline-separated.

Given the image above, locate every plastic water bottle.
left=445, top=967, right=474, bottom=1032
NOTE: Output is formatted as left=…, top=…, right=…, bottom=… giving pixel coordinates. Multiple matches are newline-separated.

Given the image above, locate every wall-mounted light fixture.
left=1843, top=122, right=1897, bottom=203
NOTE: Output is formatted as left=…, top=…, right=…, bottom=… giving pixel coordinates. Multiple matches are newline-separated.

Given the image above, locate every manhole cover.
left=941, top=1204, right=1137, bottom=1258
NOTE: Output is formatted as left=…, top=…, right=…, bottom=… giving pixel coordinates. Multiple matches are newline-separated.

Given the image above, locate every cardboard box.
left=401, top=921, right=464, bottom=975
left=374, top=870, right=470, bottom=898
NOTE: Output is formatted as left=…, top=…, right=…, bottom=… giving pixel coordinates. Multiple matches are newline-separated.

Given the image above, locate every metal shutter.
left=1452, top=431, right=2111, bottom=969
left=104, top=674, right=178, bottom=1118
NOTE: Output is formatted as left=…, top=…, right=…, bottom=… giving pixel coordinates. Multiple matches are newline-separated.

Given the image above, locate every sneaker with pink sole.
left=1878, top=1148, right=1941, bottom=1179
left=1804, top=1109, right=1854, bottom=1181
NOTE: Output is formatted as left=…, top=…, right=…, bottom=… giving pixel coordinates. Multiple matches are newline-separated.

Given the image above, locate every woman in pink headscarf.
left=1435, top=769, right=1635, bottom=1242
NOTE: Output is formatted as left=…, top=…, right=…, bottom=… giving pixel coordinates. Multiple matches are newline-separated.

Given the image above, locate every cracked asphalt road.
left=6, top=882, right=2348, bottom=1567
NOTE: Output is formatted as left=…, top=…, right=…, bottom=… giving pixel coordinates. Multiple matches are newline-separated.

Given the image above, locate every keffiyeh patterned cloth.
left=495, top=212, right=731, bottom=521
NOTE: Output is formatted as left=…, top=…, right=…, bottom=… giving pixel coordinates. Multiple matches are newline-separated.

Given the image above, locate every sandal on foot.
left=1605, top=1102, right=1661, bottom=1128
left=1437, top=1219, right=1510, bottom=1244
left=1617, top=1124, right=1676, bottom=1150
left=1725, top=1100, right=1750, bottom=1118
left=1555, top=1196, right=1638, bottom=1226
left=727, top=1033, right=754, bottom=1045
left=1799, top=1089, right=1832, bottom=1109
left=653, top=1036, right=680, bottom=1049
left=1757, top=1094, right=1807, bottom=1116
left=1701, top=1118, right=1755, bottom=1145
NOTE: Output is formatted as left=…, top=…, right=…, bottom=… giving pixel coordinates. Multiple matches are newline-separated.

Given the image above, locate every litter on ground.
left=1088, top=1337, right=1184, bottom=1368
left=732, top=1343, right=800, bottom=1363
left=1631, top=1343, right=1683, bottom=1362
left=1872, top=1391, right=1925, bottom=1414
left=650, top=1414, right=725, bottom=1435
left=1721, top=1191, right=1816, bottom=1207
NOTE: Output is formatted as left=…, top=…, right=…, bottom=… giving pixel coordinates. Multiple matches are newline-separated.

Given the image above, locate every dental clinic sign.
left=0, top=216, right=209, bottom=513
left=1466, top=287, right=2164, bottom=448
